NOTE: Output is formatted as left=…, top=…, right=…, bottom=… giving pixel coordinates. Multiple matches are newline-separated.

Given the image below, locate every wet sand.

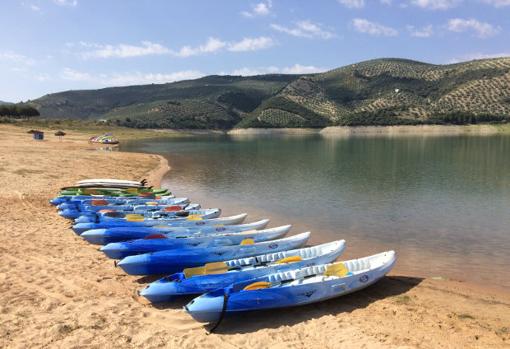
left=0, top=124, right=509, bottom=348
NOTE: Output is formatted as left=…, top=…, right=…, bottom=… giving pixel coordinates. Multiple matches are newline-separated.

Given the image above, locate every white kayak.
left=185, top=250, right=396, bottom=324
left=76, top=178, right=145, bottom=188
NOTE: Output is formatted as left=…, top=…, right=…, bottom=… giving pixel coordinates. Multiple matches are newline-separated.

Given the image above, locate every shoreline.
left=16, top=118, right=510, bottom=138
left=321, top=124, right=510, bottom=137
left=1, top=123, right=509, bottom=348
left=139, top=130, right=510, bottom=295
left=227, top=124, right=510, bottom=137
left=158, top=175, right=510, bottom=295
left=143, top=154, right=170, bottom=188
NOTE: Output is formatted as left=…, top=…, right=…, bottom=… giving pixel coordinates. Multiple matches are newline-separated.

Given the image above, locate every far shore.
left=1, top=123, right=509, bottom=348
left=321, top=124, right=510, bottom=137
left=228, top=124, right=510, bottom=137
left=10, top=118, right=510, bottom=138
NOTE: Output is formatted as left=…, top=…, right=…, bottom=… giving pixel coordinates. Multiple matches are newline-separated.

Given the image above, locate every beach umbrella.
left=54, top=130, right=66, bottom=141
left=27, top=130, right=44, bottom=140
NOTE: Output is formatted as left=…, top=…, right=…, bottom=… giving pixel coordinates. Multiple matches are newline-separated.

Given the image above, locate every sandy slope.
left=0, top=124, right=509, bottom=349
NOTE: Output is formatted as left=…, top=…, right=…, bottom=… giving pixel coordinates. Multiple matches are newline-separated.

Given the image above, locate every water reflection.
left=123, top=134, right=510, bottom=289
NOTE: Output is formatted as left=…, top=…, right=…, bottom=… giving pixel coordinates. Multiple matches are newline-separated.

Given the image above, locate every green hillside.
left=29, top=57, right=510, bottom=129
left=31, top=75, right=297, bottom=129
left=240, top=57, right=510, bottom=127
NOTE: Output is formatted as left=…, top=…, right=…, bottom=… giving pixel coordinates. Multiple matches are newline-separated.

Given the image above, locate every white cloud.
left=227, top=37, right=274, bottom=52
left=449, top=52, right=510, bottom=63
left=35, top=73, right=50, bottom=82
left=271, top=20, right=335, bottom=39
left=53, top=0, right=77, bottom=6
left=338, top=0, right=393, bottom=7
left=447, top=18, right=500, bottom=38
left=338, top=0, right=365, bottom=8
left=61, top=67, right=92, bottom=81
left=229, top=67, right=279, bottom=76
left=176, top=36, right=274, bottom=57
left=80, top=41, right=170, bottom=59
left=407, top=24, right=434, bottom=37
left=229, top=64, right=327, bottom=76
left=411, top=0, right=461, bottom=9
left=176, top=37, right=227, bottom=57
left=0, top=51, right=35, bottom=66
left=281, top=64, right=328, bottom=74
left=352, top=18, right=398, bottom=36
left=242, top=1, right=272, bottom=17
left=75, top=36, right=275, bottom=59
left=61, top=68, right=204, bottom=86
left=481, top=0, right=510, bottom=6
left=102, top=71, right=205, bottom=86
left=61, top=64, right=325, bottom=87
left=23, top=2, right=41, bottom=12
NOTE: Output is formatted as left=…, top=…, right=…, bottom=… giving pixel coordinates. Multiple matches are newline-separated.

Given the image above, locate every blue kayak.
left=69, top=207, right=217, bottom=222
left=50, top=194, right=175, bottom=206
left=57, top=197, right=188, bottom=212
left=72, top=210, right=246, bottom=235
left=59, top=202, right=197, bottom=220
left=100, top=225, right=292, bottom=259
left=140, top=240, right=346, bottom=303
left=117, top=232, right=311, bottom=276
left=66, top=203, right=201, bottom=221
left=81, top=219, right=271, bottom=245
left=185, top=251, right=396, bottom=323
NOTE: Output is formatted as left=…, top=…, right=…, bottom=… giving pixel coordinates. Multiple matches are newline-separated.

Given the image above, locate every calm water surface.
left=123, top=133, right=510, bottom=289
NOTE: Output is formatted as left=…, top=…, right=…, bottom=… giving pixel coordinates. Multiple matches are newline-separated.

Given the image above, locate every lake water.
left=123, top=133, right=510, bottom=289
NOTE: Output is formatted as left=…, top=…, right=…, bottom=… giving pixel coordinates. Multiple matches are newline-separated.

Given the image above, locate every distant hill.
left=30, top=75, right=298, bottom=129
left=0, top=100, right=13, bottom=105
left=29, top=57, right=510, bottom=129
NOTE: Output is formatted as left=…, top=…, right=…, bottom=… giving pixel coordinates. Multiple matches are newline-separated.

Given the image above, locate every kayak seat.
left=226, top=244, right=324, bottom=270
left=267, top=265, right=327, bottom=284
left=324, top=263, right=349, bottom=277
left=344, top=258, right=371, bottom=272
left=226, top=243, right=324, bottom=269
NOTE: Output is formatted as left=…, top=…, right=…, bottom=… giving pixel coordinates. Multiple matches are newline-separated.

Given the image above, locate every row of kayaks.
left=52, top=178, right=396, bottom=326
left=89, top=133, right=119, bottom=145
left=53, top=179, right=170, bottom=199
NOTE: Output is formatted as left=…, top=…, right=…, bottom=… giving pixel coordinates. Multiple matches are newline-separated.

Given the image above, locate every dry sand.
left=0, top=124, right=509, bottom=349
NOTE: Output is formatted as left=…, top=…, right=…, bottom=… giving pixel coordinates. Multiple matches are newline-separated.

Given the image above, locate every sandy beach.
left=0, top=124, right=509, bottom=349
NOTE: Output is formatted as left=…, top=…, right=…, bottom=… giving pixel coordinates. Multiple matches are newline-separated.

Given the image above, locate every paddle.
left=183, top=255, right=303, bottom=278
left=183, top=262, right=230, bottom=278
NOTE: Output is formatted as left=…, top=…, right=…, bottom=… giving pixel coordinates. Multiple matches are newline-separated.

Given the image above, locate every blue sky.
left=1, top=0, right=509, bottom=101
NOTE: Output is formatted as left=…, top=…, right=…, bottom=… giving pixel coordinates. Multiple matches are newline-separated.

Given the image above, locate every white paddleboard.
left=76, top=179, right=144, bottom=188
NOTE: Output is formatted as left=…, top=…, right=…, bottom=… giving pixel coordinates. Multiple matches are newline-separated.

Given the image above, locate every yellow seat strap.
left=240, top=238, right=255, bottom=245
left=275, top=255, right=302, bottom=264
left=183, top=266, right=206, bottom=278
left=125, top=214, right=144, bottom=222
left=243, top=281, right=271, bottom=291
left=324, top=262, right=349, bottom=277
left=204, top=262, right=229, bottom=274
